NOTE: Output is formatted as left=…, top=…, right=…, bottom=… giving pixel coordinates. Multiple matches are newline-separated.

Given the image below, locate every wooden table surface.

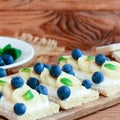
left=80, top=104, right=120, bottom=120
left=0, top=1, right=120, bottom=120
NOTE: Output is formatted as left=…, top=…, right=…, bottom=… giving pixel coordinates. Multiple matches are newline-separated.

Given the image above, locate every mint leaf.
left=0, top=48, right=3, bottom=55
left=58, top=56, right=67, bottom=63
left=60, top=78, right=72, bottom=86
left=23, top=90, right=34, bottom=101
left=4, top=48, right=22, bottom=60
left=87, top=55, right=95, bottom=61
left=3, top=44, right=12, bottom=53
left=0, top=80, right=7, bottom=87
left=21, top=67, right=31, bottom=72
left=104, top=63, right=116, bottom=70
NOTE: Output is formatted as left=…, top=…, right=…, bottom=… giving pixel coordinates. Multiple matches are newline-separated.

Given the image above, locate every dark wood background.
left=0, top=1, right=120, bottom=120
left=0, top=0, right=120, bottom=50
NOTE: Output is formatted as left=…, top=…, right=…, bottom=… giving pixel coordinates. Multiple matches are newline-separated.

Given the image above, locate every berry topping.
left=13, top=103, right=26, bottom=115
left=23, top=90, right=34, bottom=101
left=95, top=54, right=106, bottom=65
left=0, top=92, right=2, bottom=99
left=82, top=79, right=92, bottom=89
left=60, top=78, right=72, bottom=86
left=57, top=86, right=71, bottom=100
left=0, top=68, right=6, bottom=77
left=105, top=57, right=110, bottom=61
left=50, top=65, right=61, bottom=77
left=27, top=77, right=39, bottom=89
left=35, top=85, right=48, bottom=95
left=0, top=56, right=5, bottom=66
left=2, top=54, right=14, bottom=65
left=44, top=63, right=51, bottom=69
left=34, top=62, right=44, bottom=74
left=62, top=64, right=73, bottom=73
left=68, top=71, right=75, bottom=76
left=62, top=64, right=75, bottom=76
left=11, top=76, right=24, bottom=89
left=71, top=48, right=84, bottom=60
left=92, top=71, right=104, bottom=84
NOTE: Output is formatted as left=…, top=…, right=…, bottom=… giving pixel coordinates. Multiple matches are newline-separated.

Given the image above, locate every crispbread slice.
left=92, top=83, right=120, bottom=97
left=96, top=43, right=120, bottom=55
left=49, top=89, right=99, bottom=109
left=74, top=71, right=120, bottom=97
left=47, top=85, right=99, bottom=109
left=0, top=97, right=59, bottom=120
left=112, top=51, right=120, bottom=62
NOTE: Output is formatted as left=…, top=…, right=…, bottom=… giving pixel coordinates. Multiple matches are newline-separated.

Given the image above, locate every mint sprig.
left=104, top=63, right=116, bottom=70
left=58, top=56, right=67, bottom=63
left=0, top=44, right=22, bottom=60
left=60, top=78, right=72, bottom=86
left=87, top=56, right=95, bottom=61
left=21, top=67, right=31, bottom=72
left=23, top=90, right=34, bottom=101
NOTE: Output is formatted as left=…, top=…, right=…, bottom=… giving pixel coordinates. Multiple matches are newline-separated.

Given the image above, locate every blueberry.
left=2, top=54, right=14, bottom=65
left=44, top=63, right=51, bottom=69
left=82, top=79, right=92, bottom=89
left=0, top=92, right=2, bottom=99
left=27, top=77, right=39, bottom=89
left=11, top=76, right=24, bottom=89
left=95, top=54, right=106, bottom=65
left=35, top=85, right=48, bottom=95
left=13, top=103, right=26, bottom=115
left=106, top=57, right=110, bottom=61
left=50, top=65, right=61, bottom=77
left=0, top=56, right=5, bottom=66
left=0, top=68, right=6, bottom=77
left=57, top=86, right=71, bottom=100
left=71, top=48, right=84, bottom=60
left=92, top=71, right=104, bottom=84
left=62, top=64, right=73, bottom=73
left=67, top=70, right=75, bottom=76
left=34, top=62, right=44, bottom=74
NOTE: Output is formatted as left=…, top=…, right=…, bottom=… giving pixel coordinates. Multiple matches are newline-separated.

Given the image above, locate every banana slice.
left=40, top=68, right=57, bottom=87
left=67, top=56, right=79, bottom=70
left=19, top=67, right=32, bottom=81
left=88, top=56, right=101, bottom=73
left=3, top=84, right=14, bottom=101
left=11, top=85, right=48, bottom=108
left=101, top=61, right=120, bottom=79
left=0, top=77, right=11, bottom=91
left=30, top=69, right=40, bottom=79
left=56, top=71, right=81, bottom=87
left=78, top=56, right=91, bottom=73
left=59, top=56, right=79, bottom=70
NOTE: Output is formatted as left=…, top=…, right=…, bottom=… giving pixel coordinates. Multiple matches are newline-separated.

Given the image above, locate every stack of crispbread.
left=96, top=43, right=120, bottom=62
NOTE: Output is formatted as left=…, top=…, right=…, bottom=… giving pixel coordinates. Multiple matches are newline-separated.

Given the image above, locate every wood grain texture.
left=0, top=0, right=120, bottom=10
left=0, top=11, right=120, bottom=50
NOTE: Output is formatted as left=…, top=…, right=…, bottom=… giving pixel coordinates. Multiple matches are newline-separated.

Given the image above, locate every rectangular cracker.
left=96, top=43, right=120, bottom=55
left=112, top=51, right=120, bottom=62
left=0, top=98, right=59, bottom=120
left=48, top=86, right=99, bottom=109
left=92, top=83, right=120, bottom=97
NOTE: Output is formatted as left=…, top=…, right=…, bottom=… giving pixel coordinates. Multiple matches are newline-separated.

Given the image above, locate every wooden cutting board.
left=41, top=93, right=120, bottom=120
left=0, top=90, right=120, bottom=120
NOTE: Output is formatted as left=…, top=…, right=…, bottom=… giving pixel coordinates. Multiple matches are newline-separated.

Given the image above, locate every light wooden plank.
left=0, top=11, right=120, bottom=50
left=41, top=93, right=120, bottom=120
left=0, top=0, right=120, bottom=10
